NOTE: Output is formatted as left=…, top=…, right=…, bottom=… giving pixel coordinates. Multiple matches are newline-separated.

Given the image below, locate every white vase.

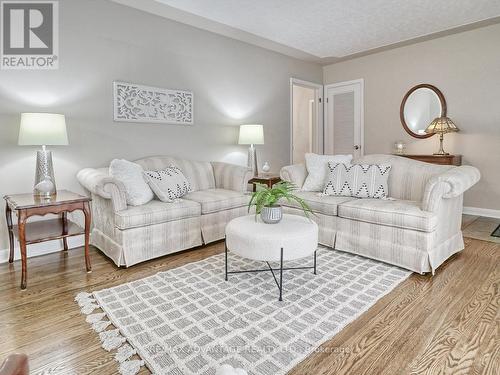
left=262, top=161, right=271, bottom=173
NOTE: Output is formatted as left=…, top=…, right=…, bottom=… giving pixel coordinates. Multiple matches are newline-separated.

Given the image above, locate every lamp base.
left=247, top=144, right=258, bottom=176
left=34, top=149, right=57, bottom=197
left=433, top=133, right=449, bottom=156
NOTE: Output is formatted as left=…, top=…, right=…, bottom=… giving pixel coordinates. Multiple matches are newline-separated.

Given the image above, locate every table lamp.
left=18, top=113, right=68, bottom=197
left=238, top=124, right=264, bottom=176
left=425, top=116, right=459, bottom=155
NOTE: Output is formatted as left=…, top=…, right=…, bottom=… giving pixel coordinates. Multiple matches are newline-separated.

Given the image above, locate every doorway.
left=290, top=78, right=323, bottom=164
left=324, top=79, right=364, bottom=158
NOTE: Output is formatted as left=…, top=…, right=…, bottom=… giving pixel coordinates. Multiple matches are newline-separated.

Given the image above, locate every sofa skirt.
left=91, top=216, right=203, bottom=267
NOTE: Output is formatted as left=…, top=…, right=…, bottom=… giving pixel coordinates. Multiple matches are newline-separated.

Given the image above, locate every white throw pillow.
left=302, top=153, right=353, bottom=191
left=323, top=163, right=391, bottom=199
left=109, top=159, right=154, bottom=206
left=143, top=166, right=192, bottom=203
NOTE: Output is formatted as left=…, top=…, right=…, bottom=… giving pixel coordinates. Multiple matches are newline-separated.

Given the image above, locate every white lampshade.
left=18, top=113, right=68, bottom=146
left=238, top=124, right=264, bottom=145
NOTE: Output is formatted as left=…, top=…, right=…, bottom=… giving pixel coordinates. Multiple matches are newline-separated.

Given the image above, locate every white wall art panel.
left=113, top=81, right=194, bottom=125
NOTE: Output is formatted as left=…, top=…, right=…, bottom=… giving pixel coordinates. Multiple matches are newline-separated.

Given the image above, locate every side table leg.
left=83, top=202, right=92, bottom=273
left=18, top=211, right=28, bottom=290
left=61, top=212, right=68, bottom=251
left=279, top=247, right=283, bottom=301
left=314, top=250, right=317, bottom=275
left=224, top=239, right=228, bottom=281
left=5, top=204, right=14, bottom=263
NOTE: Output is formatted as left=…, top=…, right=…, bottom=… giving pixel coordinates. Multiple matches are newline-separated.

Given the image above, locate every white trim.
left=289, top=77, right=324, bottom=164
left=0, top=235, right=84, bottom=264
left=463, top=206, right=500, bottom=219
left=324, top=78, right=364, bottom=158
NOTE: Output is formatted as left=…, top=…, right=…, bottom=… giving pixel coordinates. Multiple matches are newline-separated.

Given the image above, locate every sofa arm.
left=280, top=164, right=307, bottom=188
left=212, top=162, right=253, bottom=193
left=76, top=168, right=127, bottom=212
left=422, top=166, right=480, bottom=212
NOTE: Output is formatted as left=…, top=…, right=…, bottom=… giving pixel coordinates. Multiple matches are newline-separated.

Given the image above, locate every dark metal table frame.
left=224, top=240, right=317, bottom=301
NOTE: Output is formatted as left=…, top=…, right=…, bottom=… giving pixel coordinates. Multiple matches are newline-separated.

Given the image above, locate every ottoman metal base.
left=224, top=240, right=317, bottom=301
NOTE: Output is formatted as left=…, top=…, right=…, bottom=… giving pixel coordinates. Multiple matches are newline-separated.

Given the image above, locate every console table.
left=4, top=190, right=91, bottom=289
left=394, top=154, right=462, bottom=166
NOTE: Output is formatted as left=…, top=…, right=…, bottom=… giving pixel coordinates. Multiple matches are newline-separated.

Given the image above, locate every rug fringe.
left=86, top=312, right=106, bottom=323
left=115, top=344, right=137, bottom=363
left=76, top=291, right=147, bottom=374
left=92, top=320, right=112, bottom=333
left=75, top=292, right=98, bottom=314
left=119, top=359, right=145, bottom=375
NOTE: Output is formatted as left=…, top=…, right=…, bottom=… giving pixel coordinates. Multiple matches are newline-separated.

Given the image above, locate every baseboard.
left=0, top=235, right=84, bottom=264
left=463, top=206, right=500, bottom=219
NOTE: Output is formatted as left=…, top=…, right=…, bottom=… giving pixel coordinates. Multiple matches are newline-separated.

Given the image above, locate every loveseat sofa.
left=280, top=154, right=480, bottom=274
left=77, top=156, right=252, bottom=267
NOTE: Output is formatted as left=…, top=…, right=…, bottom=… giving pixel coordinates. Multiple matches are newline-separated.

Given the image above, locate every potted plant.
left=248, top=181, right=313, bottom=224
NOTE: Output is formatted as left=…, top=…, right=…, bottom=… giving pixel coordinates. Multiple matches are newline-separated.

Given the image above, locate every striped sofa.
left=77, top=156, right=252, bottom=267
left=280, top=154, right=480, bottom=274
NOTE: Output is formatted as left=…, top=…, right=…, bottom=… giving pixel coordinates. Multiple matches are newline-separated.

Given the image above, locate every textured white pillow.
left=143, top=166, right=192, bottom=203
left=323, top=163, right=391, bottom=198
left=302, top=153, right=353, bottom=191
left=109, top=159, right=154, bottom=206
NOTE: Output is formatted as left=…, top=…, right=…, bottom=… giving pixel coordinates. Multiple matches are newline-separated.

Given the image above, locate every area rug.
left=75, top=247, right=411, bottom=375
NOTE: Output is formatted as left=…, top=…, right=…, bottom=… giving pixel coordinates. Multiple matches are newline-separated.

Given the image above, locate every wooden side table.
left=4, top=190, right=92, bottom=289
left=248, top=174, right=281, bottom=192
left=394, top=154, right=462, bottom=166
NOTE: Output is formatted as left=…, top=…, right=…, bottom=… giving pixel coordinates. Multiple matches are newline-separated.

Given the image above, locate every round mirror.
left=400, top=84, right=446, bottom=139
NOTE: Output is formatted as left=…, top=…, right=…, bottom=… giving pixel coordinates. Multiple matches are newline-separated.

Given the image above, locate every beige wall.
left=323, top=23, right=500, bottom=211
left=0, top=0, right=322, bottom=256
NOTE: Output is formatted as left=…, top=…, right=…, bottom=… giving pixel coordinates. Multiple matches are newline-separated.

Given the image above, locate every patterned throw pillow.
left=143, top=166, right=192, bottom=203
left=323, top=163, right=391, bottom=199
left=302, top=153, right=353, bottom=191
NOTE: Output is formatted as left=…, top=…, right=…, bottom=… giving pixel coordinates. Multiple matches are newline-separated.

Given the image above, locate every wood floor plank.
left=0, top=237, right=498, bottom=375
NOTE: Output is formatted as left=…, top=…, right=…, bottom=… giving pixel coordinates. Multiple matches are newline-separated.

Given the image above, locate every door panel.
left=324, top=79, right=364, bottom=159
left=332, top=92, right=354, bottom=154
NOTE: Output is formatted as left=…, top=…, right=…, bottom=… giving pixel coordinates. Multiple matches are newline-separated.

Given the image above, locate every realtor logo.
left=1, top=1, right=58, bottom=69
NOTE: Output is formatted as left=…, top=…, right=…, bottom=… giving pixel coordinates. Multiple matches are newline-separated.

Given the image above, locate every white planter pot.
left=260, top=205, right=283, bottom=224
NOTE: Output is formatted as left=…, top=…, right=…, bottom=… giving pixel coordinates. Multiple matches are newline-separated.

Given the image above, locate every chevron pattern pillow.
left=323, top=163, right=391, bottom=198
left=143, top=166, right=192, bottom=203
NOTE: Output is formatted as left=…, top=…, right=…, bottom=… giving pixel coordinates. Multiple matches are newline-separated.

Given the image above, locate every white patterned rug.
left=76, top=247, right=411, bottom=375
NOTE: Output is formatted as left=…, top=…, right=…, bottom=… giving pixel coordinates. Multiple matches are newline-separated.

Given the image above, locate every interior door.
left=290, top=78, right=323, bottom=164
left=324, top=79, right=364, bottom=158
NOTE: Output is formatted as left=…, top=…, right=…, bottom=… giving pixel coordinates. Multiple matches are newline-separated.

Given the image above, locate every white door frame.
left=324, top=78, right=364, bottom=157
left=289, top=77, right=324, bottom=164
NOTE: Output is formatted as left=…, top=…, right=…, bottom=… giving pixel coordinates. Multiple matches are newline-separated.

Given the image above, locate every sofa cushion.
left=338, top=198, right=438, bottom=232
left=302, top=153, right=353, bottom=191
left=184, top=189, right=250, bottom=214
left=115, top=199, right=201, bottom=230
left=143, top=166, right=192, bottom=202
left=324, top=163, right=391, bottom=199
left=282, top=191, right=355, bottom=216
left=109, top=159, right=154, bottom=206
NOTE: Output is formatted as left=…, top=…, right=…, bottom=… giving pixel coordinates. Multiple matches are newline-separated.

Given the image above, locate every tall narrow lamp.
left=18, top=113, right=68, bottom=197
left=238, top=124, right=264, bottom=176
left=424, top=116, right=459, bottom=155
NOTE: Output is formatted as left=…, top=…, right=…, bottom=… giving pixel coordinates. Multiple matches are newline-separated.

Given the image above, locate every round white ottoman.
left=225, top=214, right=319, bottom=301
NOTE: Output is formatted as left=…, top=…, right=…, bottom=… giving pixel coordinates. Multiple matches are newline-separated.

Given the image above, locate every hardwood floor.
left=0, top=237, right=498, bottom=374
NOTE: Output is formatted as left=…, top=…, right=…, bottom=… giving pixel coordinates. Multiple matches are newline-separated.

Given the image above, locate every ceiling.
left=112, top=0, right=500, bottom=63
